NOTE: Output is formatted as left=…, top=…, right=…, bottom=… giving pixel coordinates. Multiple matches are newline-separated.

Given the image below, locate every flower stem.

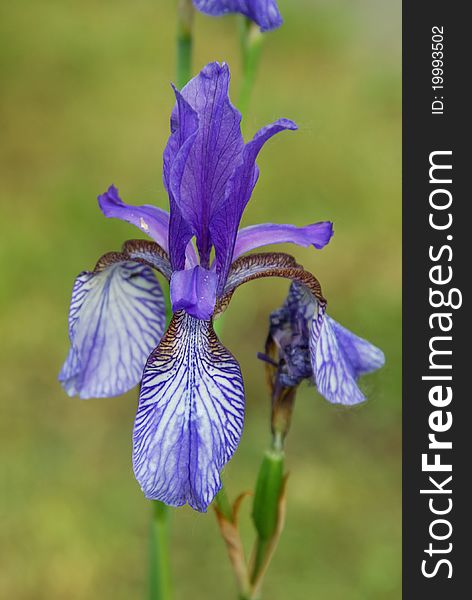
left=238, top=17, right=264, bottom=115
left=176, top=0, right=194, bottom=89
left=149, top=501, right=172, bottom=600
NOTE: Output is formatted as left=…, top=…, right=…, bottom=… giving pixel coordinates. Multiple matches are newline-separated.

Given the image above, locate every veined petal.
left=59, top=261, right=166, bottom=399
left=193, top=0, right=283, bottom=32
left=328, top=317, right=386, bottom=377
left=233, top=221, right=334, bottom=259
left=133, top=311, right=245, bottom=511
left=170, top=63, right=244, bottom=267
left=98, top=185, right=170, bottom=250
left=211, top=119, right=297, bottom=291
left=310, top=315, right=385, bottom=406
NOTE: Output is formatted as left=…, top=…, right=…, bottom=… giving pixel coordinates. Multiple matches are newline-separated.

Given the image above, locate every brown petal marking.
left=94, top=239, right=173, bottom=280
left=215, top=252, right=326, bottom=316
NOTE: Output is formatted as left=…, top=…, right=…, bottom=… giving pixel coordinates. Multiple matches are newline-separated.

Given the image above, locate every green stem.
left=149, top=501, right=173, bottom=600
left=238, top=17, right=264, bottom=115
left=271, top=430, right=284, bottom=453
left=176, top=0, right=194, bottom=89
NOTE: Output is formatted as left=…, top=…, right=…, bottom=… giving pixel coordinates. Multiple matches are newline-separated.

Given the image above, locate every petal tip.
left=373, top=347, right=386, bottom=369
left=98, top=184, right=121, bottom=214
left=280, top=118, right=298, bottom=131
left=311, top=221, right=334, bottom=249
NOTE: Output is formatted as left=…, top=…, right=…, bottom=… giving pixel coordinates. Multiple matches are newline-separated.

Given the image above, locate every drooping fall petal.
left=311, top=315, right=385, bottom=405
left=59, top=261, right=166, bottom=399
left=133, top=311, right=245, bottom=511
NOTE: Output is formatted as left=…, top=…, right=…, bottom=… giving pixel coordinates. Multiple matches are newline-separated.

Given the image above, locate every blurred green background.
left=0, top=1, right=401, bottom=598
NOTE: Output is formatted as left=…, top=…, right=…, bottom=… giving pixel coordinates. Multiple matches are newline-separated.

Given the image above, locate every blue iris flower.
left=59, top=62, right=381, bottom=512
left=193, top=0, right=283, bottom=32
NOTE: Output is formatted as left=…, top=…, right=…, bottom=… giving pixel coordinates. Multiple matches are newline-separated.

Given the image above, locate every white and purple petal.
left=133, top=311, right=245, bottom=511
left=233, top=221, right=334, bottom=259
left=193, top=0, right=283, bottom=32
left=59, top=262, right=166, bottom=399
left=310, top=315, right=385, bottom=406
left=328, top=318, right=385, bottom=377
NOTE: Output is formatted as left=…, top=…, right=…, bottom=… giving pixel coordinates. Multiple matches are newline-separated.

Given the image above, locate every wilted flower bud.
left=260, top=282, right=385, bottom=446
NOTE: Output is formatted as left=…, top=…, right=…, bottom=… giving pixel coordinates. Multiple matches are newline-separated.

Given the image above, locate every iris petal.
left=163, top=64, right=297, bottom=284
left=98, top=185, right=170, bottom=251
left=170, top=63, right=244, bottom=267
left=133, top=311, right=245, bottom=512
left=170, top=266, right=218, bottom=320
left=211, top=119, right=297, bottom=291
left=163, top=88, right=200, bottom=270
left=193, top=0, right=283, bottom=32
left=311, top=315, right=385, bottom=405
left=233, top=221, right=334, bottom=259
left=59, top=262, right=166, bottom=399
left=328, top=317, right=386, bottom=377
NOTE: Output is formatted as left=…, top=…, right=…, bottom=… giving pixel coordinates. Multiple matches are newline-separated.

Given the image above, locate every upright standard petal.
left=211, top=119, right=297, bottom=291
left=133, top=311, right=245, bottom=511
left=98, top=185, right=170, bottom=251
left=168, top=63, right=244, bottom=267
left=163, top=87, right=200, bottom=270
left=233, top=221, right=334, bottom=259
left=59, top=261, right=166, bottom=399
left=194, top=0, right=283, bottom=32
left=311, top=315, right=385, bottom=406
